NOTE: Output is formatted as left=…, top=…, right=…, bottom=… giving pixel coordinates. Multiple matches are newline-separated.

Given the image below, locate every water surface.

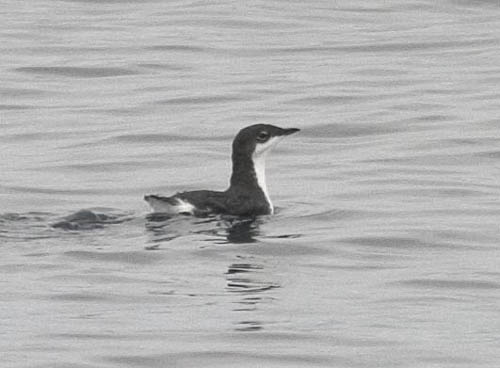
left=2, top=1, right=500, bottom=367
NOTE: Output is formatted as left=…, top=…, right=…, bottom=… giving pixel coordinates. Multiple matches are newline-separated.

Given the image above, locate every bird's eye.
left=256, top=131, right=270, bottom=142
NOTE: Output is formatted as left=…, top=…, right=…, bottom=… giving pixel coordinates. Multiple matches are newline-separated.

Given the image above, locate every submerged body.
left=144, top=124, right=299, bottom=217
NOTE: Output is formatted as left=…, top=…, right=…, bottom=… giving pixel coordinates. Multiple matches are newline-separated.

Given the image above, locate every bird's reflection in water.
left=144, top=213, right=280, bottom=332
left=223, top=217, right=259, bottom=244
left=144, top=213, right=262, bottom=246
left=226, top=262, right=280, bottom=332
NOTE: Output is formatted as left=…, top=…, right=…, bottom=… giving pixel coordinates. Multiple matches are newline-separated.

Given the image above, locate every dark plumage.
left=144, top=124, right=300, bottom=217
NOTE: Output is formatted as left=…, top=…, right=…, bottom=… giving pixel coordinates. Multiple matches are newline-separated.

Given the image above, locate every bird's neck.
left=229, top=152, right=273, bottom=213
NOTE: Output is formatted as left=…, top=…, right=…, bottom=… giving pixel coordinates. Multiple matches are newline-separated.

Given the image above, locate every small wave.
left=0, top=104, right=34, bottom=110
left=15, top=66, right=138, bottom=78
left=286, top=95, right=367, bottom=106
left=302, top=122, right=401, bottom=138
left=339, top=235, right=462, bottom=250
left=145, top=44, right=207, bottom=53
left=0, top=185, right=100, bottom=195
left=51, top=209, right=132, bottom=231
left=0, top=212, right=52, bottom=223
left=212, top=38, right=496, bottom=57
left=278, top=39, right=494, bottom=54
left=104, top=351, right=334, bottom=367
left=137, top=63, right=191, bottom=71
left=0, top=131, right=73, bottom=142
left=63, top=250, right=160, bottom=265
left=155, top=94, right=248, bottom=106
left=0, top=212, right=55, bottom=242
left=0, top=87, right=47, bottom=97
left=49, top=160, right=150, bottom=173
left=111, top=133, right=227, bottom=144
left=206, top=18, right=299, bottom=30
left=395, top=278, right=500, bottom=290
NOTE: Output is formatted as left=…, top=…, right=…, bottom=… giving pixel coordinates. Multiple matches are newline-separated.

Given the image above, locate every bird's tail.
left=144, top=195, right=195, bottom=215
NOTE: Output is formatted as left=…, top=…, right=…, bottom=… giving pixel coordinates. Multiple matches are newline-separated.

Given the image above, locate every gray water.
left=2, top=1, right=500, bottom=367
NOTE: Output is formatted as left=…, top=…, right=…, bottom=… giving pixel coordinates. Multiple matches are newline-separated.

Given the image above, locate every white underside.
left=252, top=136, right=284, bottom=215
left=253, top=153, right=273, bottom=214
left=146, top=196, right=195, bottom=214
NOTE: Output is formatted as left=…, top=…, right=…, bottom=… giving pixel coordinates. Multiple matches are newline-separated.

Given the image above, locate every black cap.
left=232, top=124, right=300, bottom=155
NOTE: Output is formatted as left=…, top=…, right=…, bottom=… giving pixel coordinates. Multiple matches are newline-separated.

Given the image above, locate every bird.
left=144, top=124, right=300, bottom=217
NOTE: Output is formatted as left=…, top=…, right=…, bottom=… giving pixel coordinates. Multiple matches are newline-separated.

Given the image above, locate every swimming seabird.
left=144, top=124, right=300, bottom=216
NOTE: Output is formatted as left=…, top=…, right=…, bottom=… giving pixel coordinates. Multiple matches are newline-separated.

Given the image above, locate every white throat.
left=251, top=136, right=283, bottom=214
left=252, top=151, right=273, bottom=214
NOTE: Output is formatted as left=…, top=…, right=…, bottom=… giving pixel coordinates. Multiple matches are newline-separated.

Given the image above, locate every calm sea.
left=2, top=0, right=500, bottom=367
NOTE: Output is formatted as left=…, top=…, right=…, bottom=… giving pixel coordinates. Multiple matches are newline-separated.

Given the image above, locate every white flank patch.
left=146, top=196, right=195, bottom=214
left=252, top=136, right=284, bottom=214
left=174, top=198, right=196, bottom=214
